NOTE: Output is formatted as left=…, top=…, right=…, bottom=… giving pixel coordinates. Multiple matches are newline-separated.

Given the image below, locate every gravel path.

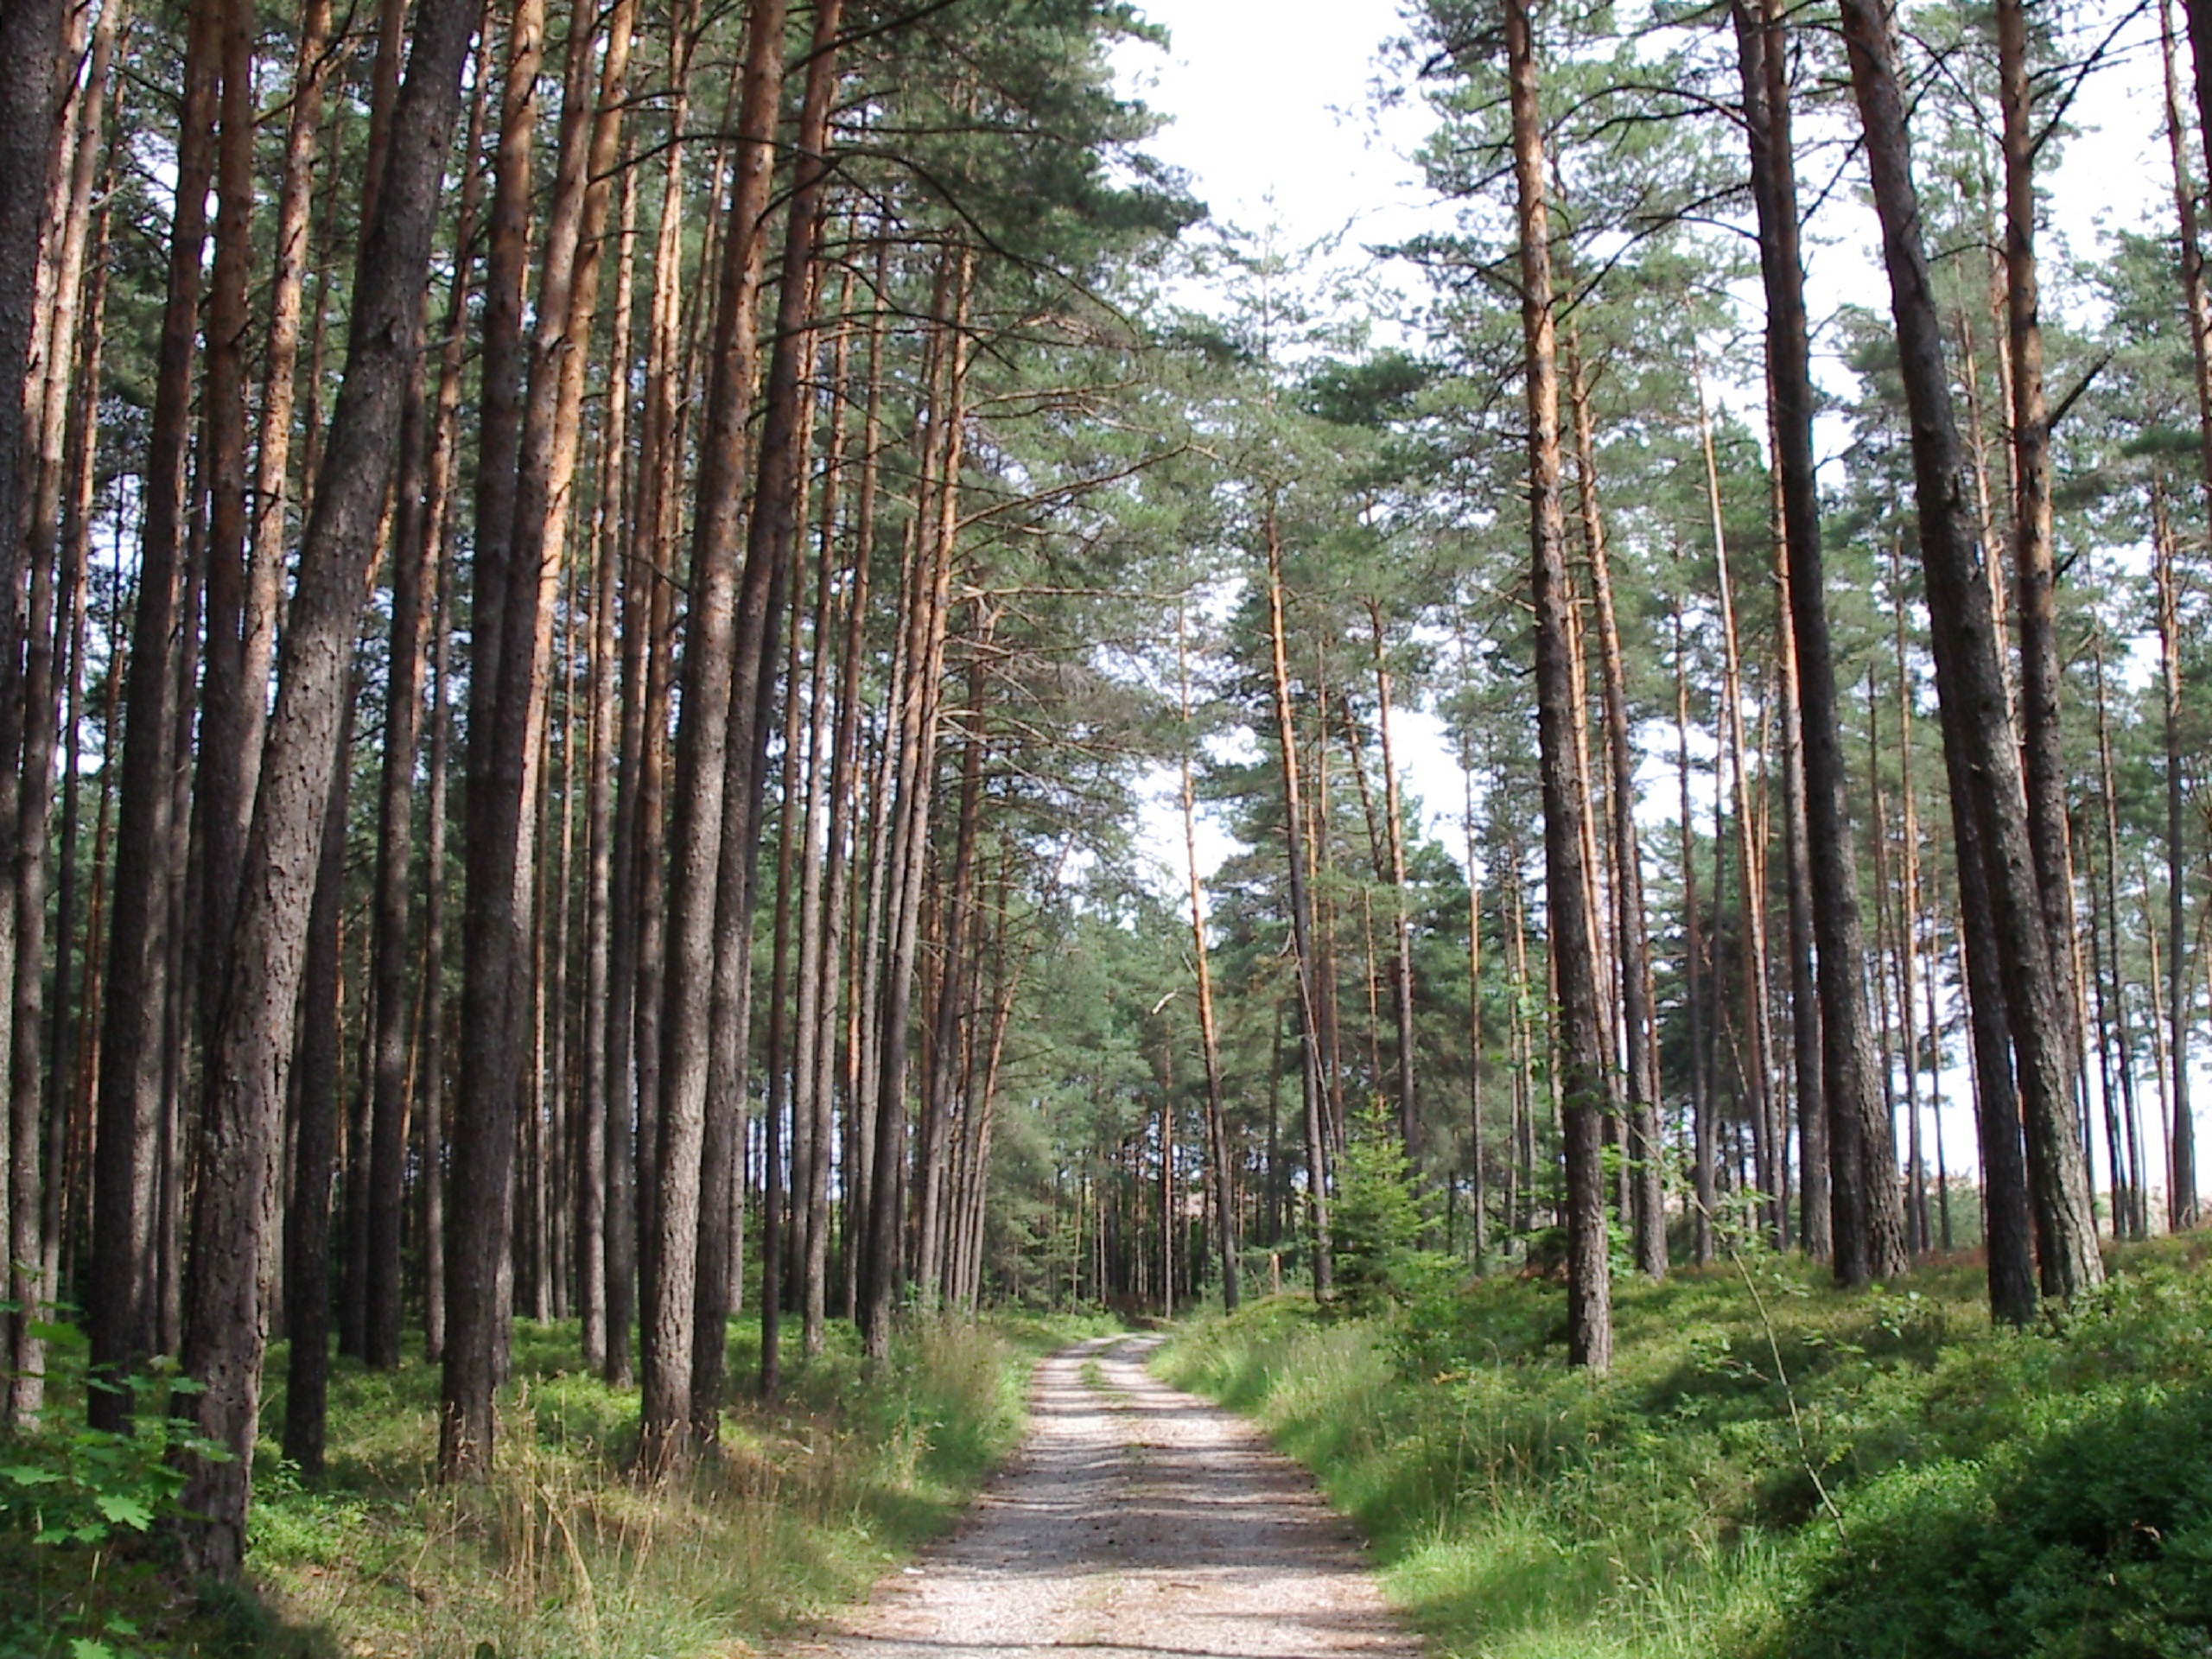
left=790, top=1334, right=1416, bottom=1659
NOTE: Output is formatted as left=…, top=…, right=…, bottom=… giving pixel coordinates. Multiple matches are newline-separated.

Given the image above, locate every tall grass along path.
left=786, top=1334, right=1415, bottom=1659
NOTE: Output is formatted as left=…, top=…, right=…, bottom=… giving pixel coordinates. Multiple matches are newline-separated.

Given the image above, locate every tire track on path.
left=788, top=1333, right=1416, bottom=1659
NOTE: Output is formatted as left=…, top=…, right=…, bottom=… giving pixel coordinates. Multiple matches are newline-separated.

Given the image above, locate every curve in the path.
left=791, top=1334, right=1417, bottom=1659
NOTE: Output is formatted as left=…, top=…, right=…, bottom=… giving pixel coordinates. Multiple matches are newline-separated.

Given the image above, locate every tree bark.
left=10, top=0, right=116, bottom=1415
left=89, top=0, right=219, bottom=1430
left=1262, top=507, right=1331, bottom=1300
left=1695, top=356, right=1783, bottom=1249
left=1774, top=507, right=1828, bottom=1262
left=176, top=0, right=477, bottom=1569
left=640, top=0, right=788, bottom=1465
left=1675, top=612, right=1715, bottom=1263
left=1835, top=0, right=2102, bottom=1297
left=0, top=2, right=73, bottom=1261
left=863, top=251, right=974, bottom=1357
left=1731, top=0, right=1892, bottom=1278
left=282, top=689, right=355, bottom=1478
left=2154, top=494, right=2196, bottom=1229
left=1996, top=0, right=2079, bottom=1147
left=1179, top=607, right=1239, bottom=1309
left=192, top=0, right=260, bottom=1043
left=1565, top=349, right=1663, bottom=1276
left=1505, top=0, right=1610, bottom=1369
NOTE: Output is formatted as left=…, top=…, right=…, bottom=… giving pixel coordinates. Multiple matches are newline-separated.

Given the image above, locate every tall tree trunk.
left=1262, top=506, right=1331, bottom=1299
left=2094, top=635, right=2148, bottom=1238
left=1836, top=0, right=2103, bottom=1297
left=863, top=251, right=974, bottom=1357
left=1731, top=0, right=1891, bottom=1278
left=605, top=11, right=696, bottom=1390
left=1997, top=0, right=2079, bottom=1156
left=1696, top=355, right=1783, bottom=1249
left=918, top=646, right=988, bottom=1302
left=579, top=134, right=638, bottom=1376
left=1774, top=506, right=1828, bottom=1262
left=2154, top=491, right=2196, bottom=1229
left=1895, top=610, right=1934, bottom=1258
left=176, top=0, right=477, bottom=1569
left=0, top=0, right=69, bottom=736
left=1179, top=608, right=1239, bottom=1309
left=89, top=0, right=219, bottom=1430
left=1359, top=605, right=1421, bottom=1173
left=10, top=0, right=117, bottom=1415
left=1675, top=612, right=1715, bottom=1263
left=422, top=535, right=455, bottom=1361
left=446, top=0, right=550, bottom=1478
left=1566, top=350, right=1663, bottom=1277
left=640, top=0, right=788, bottom=1465
left=1505, top=0, right=1609, bottom=1369
left=282, top=690, right=355, bottom=1478
left=192, top=0, right=259, bottom=1047
left=795, top=291, right=855, bottom=1355
left=47, top=127, right=115, bottom=1352
left=363, top=374, right=436, bottom=1371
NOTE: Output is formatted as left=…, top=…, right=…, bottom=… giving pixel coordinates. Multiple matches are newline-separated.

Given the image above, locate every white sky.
left=1110, top=0, right=2202, bottom=1205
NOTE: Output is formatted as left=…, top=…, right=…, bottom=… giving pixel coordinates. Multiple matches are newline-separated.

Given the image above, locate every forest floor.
left=1160, top=1236, right=2212, bottom=1659
left=783, top=1334, right=1414, bottom=1659
left=0, top=1313, right=1111, bottom=1659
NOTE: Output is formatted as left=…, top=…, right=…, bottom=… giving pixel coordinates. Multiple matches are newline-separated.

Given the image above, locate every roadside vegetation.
left=1160, top=1189, right=2212, bottom=1659
left=0, top=1313, right=1100, bottom=1659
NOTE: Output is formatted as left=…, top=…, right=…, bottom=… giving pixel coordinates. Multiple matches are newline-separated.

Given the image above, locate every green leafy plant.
left=0, top=1319, right=228, bottom=1659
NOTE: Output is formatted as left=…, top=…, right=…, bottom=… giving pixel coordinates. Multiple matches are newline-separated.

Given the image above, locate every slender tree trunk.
left=1731, top=0, right=1891, bottom=1277
left=1997, top=0, right=2081, bottom=1157
left=1774, top=511, right=1828, bottom=1262
left=1363, top=603, right=1421, bottom=1167
left=363, top=379, right=436, bottom=1370
left=579, top=136, right=637, bottom=1376
left=1179, top=608, right=1239, bottom=1309
left=785, top=310, right=849, bottom=1340
left=1262, top=507, right=1331, bottom=1299
left=2094, top=636, right=2148, bottom=1238
left=423, top=534, right=455, bottom=1361
left=89, top=0, right=219, bottom=1429
left=1676, top=613, right=1715, bottom=1263
left=863, top=251, right=974, bottom=1357
left=1838, top=0, right=2101, bottom=1297
left=282, top=691, right=355, bottom=1478
left=46, top=130, right=114, bottom=1348
left=1696, top=356, right=1783, bottom=1248
left=918, top=647, right=988, bottom=1300
left=1506, top=0, right=1609, bottom=1369
left=176, top=0, right=476, bottom=1568
left=192, top=0, right=259, bottom=1050
left=1896, top=628, right=1934, bottom=1256
left=10, top=0, right=116, bottom=1414
left=816, top=241, right=888, bottom=1346
left=2154, top=491, right=2196, bottom=1229
left=1566, top=351, right=1663, bottom=1276
left=443, top=0, right=550, bottom=1478
left=641, top=0, right=789, bottom=1464
left=605, top=16, right=695, bottom=1389
left=0, top=2, right=70, bottom=779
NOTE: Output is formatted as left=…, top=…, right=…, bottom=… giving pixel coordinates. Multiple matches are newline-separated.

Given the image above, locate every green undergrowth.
left=1158, top=1236, right=2212, bottom=1659
left=4, top=1308, right=1109, bottom=1659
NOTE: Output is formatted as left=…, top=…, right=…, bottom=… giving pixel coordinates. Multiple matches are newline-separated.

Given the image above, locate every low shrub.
left=1160, top=1236, right=2212, bottom=1659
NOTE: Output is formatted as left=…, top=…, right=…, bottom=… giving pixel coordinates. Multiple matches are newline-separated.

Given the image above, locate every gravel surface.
left=790, top=1334, right=1417, bottom=1659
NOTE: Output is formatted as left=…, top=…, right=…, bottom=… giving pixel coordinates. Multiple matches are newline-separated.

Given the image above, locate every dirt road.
left=794, top=1334, right=1416, bottom=1659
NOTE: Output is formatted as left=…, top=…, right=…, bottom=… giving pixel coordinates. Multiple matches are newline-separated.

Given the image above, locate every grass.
left=1156, top=1236, right=2212, bottom=1659
left=1, top=1307, right=1110, bottom=1659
